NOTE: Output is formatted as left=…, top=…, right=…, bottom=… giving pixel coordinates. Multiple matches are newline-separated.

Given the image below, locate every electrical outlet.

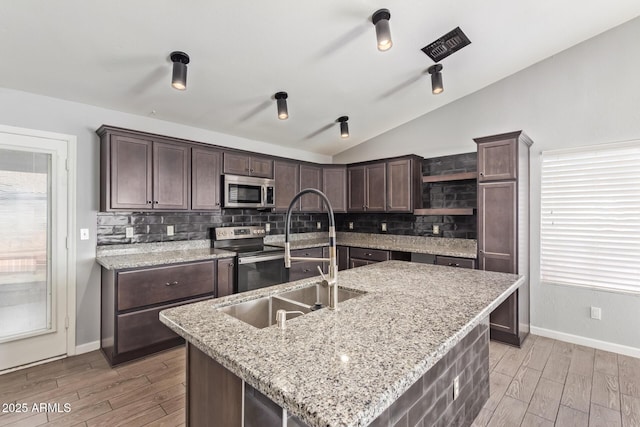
left=381, top=223, right=387, bottom=232
left=125, top=227, right=134, bottom=238
left=80, top=228, right=89, bottom=240
left=265, top=223, right=270, bottom=233
left=317, top=221, right=322, bottom=230
left=433, top=225, right=440, bottom=235
left=591, top=306, right=602, bottom=320
left=453, top=375, right=460, bottom=400
left=348, top=222, right=354, bottom=230
left=167, top=225, right=174, bottom=236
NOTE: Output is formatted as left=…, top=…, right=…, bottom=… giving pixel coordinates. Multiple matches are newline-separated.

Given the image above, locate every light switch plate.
left=125, top=227, right=134, bottom=238
left=265, top=223, right=271, bottom=233
left=167, top=225, right=174, bottom=236
left=348, top=222, right=354, bottom=230
left=80, top=228, right=89, bottom=240
left=317, top=221, right=322, bottom=230
left=433, top=225, right=440, bottom=235
left=590, top=306, right=602, bottom=320
left=381, top=223, right=387, bottom=232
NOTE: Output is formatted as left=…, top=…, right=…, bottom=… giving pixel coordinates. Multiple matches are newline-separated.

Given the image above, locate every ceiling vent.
left=421, top=27, right=471, bottom=62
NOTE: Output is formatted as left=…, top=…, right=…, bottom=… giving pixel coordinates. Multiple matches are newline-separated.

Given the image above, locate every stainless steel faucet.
left=284, top=189, right=339, bottom=310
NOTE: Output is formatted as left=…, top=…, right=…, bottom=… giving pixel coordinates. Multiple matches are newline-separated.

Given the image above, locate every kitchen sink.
left=218, top=283, right=365, bottom=329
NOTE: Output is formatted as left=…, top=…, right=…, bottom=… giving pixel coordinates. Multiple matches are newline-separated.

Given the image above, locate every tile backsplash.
left=96, top=152, right=478, bottom=245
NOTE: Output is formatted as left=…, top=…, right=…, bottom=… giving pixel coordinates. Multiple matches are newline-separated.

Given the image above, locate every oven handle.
left=238, top=254, right=285, bottom=264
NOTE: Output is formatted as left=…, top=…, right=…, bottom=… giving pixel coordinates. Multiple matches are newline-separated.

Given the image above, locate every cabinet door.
left=217, top=258, right=235, bottom=297
left=347, top=165, right=366, bottom=212
left=192, top=148, right=222, bottom=210
left=110, top=135, right=153, bottom=210
left=299, top=164, right=323, bottom=212
left=274, top=161, right=299, bottom=212
left=478, top=139, right=517, bottom=182
left=323, top=166, right=347, bottom=213
left=478, top=181, right=517, bottom=273
left=249, top=156, right=274, bottom=178
left=154, top=141, right=190, bottom=210
left=386, top=159, right=412, bottom=212
left=223, top=153, right=251, bottom=176
left=366, top=163, right=387, bottom=211
left=490, top=292, right=518, bottom=336
left=337, top=246, right=349, bottom=271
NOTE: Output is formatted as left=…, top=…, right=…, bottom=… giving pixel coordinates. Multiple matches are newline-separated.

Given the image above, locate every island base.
left=186, top=318, right=489, bottom=427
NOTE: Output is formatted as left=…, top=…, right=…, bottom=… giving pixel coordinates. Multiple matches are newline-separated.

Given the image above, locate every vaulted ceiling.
left=1, top=0, right=639, bottom=155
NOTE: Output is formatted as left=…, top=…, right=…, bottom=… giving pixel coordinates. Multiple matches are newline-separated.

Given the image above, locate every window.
left=540, top=141, right=640, bottom=294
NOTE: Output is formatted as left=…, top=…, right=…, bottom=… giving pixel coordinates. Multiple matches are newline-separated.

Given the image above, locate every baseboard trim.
left=530, top=326, right=640, bottom=358
left=75, top=340, right=100, bottom=355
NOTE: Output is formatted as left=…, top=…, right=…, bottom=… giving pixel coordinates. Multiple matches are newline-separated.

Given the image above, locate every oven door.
left=237, top=253, right=287, bottom=293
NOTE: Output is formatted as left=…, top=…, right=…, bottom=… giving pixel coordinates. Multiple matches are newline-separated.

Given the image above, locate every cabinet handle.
left=250, top=168, right=254, bottom=172
left=366, top=253, right=373, bottom=256
left=154, top=201, right=159, bottom=204
left=165, top=281, right=179, bottom=286
left=448, top=262, right=460, bottom=267
left=216, top=202, right=220, bottom=206
left=229, top=263, right=234, bottom=268
left=303, top=269, right=310, bottom=273
left=147, top=200, right=152, bottom=204
left=479, top=172, right=485, bottom=176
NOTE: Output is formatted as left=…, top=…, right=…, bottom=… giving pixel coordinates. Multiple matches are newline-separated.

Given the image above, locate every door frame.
left=0, top=123, right=77, bottom=364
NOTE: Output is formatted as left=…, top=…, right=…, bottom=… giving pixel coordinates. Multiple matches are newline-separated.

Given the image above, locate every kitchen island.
left=160, top=260, right=523, bottom=427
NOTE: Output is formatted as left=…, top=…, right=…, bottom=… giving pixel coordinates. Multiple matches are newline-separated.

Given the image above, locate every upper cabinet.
left=223, top=152, right=273, bottom=178
left=347, top=156, right=421, bottom=213
left=192, top=147, right=222, bottom=211
left=299, top=164, right=323, bottom=212
left=322, top=166, right=347, bottom=213
left=99, top=127, right=190, bottom=211
left=477, top=137, right=517, bottom=182
left=274, top=160, right=299, bottom=212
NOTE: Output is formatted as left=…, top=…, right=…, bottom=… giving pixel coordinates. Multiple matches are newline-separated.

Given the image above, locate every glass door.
left=0, top=128, right=70, bottom=371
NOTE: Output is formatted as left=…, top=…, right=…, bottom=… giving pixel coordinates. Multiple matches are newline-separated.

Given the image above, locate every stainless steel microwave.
left=223, top=175, right=275, bottom=208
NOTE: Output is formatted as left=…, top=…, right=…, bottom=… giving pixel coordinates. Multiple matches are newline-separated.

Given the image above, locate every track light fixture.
left=275, top=92, right=289, bottom=120
left=337, top=116, right=349, bottom=139
left=170, top=51, right=190, bottom=91
left=372, top=9, right=392, bottom=51
left=427, top=64, right=444, bottom=94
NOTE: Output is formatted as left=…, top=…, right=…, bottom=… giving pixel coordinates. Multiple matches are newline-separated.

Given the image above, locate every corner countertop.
left=160, top=261, right=522, bottom=427
left=266, top=232, right=477, bottom=259
left=95, top=240, right=235, bottom=270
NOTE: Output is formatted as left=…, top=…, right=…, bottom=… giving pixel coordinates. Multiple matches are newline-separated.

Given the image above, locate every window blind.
left=540, top=141, right=640, bottom=294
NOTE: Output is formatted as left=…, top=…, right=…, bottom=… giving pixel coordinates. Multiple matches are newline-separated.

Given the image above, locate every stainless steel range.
left=213, top=226, right=287, bottom=294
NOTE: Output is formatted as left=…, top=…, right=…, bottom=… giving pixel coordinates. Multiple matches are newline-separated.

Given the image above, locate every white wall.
left=335, top=17, right=640, bottom=353
left=0, top=88, right=330, bottom=347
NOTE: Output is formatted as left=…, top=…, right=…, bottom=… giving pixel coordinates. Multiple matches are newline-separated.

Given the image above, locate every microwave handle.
left=262, top=185, right=267, bottom=207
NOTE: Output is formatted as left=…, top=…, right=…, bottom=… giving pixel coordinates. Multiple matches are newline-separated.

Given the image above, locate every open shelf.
left=422, top=171, right=477, bottom=183
left=414, top=208, right=475, bottom=216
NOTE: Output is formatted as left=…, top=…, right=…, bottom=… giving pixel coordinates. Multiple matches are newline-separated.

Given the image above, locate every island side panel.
left=369, top=318, right=490, bottom=427
left=187, top=343, right=243, bottom=426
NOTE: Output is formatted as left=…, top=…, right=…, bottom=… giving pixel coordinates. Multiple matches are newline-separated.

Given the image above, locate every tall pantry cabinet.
left=475, top=131, right=533, bottom=347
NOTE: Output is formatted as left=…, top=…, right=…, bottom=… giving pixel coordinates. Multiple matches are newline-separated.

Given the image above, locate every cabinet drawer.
left=435, top=256, right=476, bottom=269
left=289, top=247, right=325, bottom=281
left=117, top=261, right=215, bottom=311
left=116, top=296, right=210, bottom=354
left=348, top=247, right=390, bottom=262
left=290, top=247, right=323, bottom=258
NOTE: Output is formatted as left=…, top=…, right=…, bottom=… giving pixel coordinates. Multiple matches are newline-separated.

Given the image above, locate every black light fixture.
left=275, top=92, right=289, bottom=120
left=372, top=9, right=392, bottom=51
left=170, top=51, right=190, bottom=91
left=337, top=116, right=349, bottom=139
left=427, top=64, right=444, bottom=94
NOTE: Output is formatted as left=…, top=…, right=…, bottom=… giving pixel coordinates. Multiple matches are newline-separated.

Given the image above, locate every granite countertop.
left=266, top=232, right=478, bottom=259
left=160, top=261, right=523, bottom=427
left=95, top=240, right=235, bottom=270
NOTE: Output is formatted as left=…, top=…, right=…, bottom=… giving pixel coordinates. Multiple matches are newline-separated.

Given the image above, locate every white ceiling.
left=2, top=1, right=639, bottom=156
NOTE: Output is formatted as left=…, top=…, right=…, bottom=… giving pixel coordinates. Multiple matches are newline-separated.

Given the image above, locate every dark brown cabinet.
left=288, top=247, right=326, bottom=281
left=348, top=247, right=390, bottom=268
left=336, top=246, right=349, bottom=271
left=435, top=255, right=476, bottom=269
left=475, top=131, right=532, bottom=347
left=274, top=161, right=299, bottom=212
left=192, top=147, right=222, bottom=210
left=216, top=258, right=235, bottom=297
left=322, top=166, right=347, bottom=213
left=223, top=152, right=273, bottom=178
left=348, top=156, right=422, bottom=213
left=98, top=127, right=190, bottom=211
left=347, top=163, right=386, bottom=212
left=299, top=164, right=323, bottom=212
left=101, top=260, right=216, bottom=365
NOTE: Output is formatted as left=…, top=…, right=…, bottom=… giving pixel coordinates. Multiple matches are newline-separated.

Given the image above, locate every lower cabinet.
left=288, top=248, right=326, bottom=281
left=217, top=258, right=236, bottom=297
left=348, top=247, right=390, bottom=268
left=101, top=259, right=217, bottom=366
left=435, top=255, right=476, bottom=269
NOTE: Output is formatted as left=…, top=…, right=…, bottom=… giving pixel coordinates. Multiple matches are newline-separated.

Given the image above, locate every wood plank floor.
left=0, top=336, right=638, bottom=426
